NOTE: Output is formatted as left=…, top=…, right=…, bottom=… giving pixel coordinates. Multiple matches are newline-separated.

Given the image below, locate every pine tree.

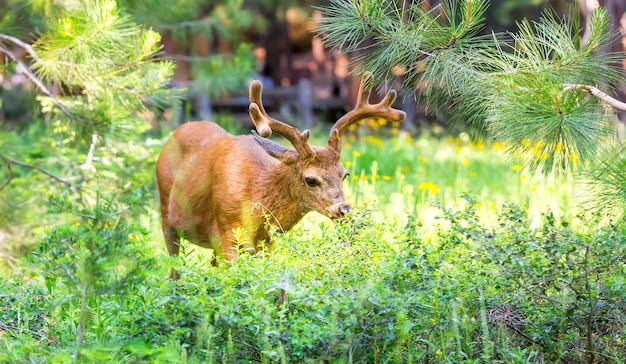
left=0, top=2, right=184, bottom=358
left=7, top=1, right=181, bottom=136
left=318, top=0, right=626, bottom=223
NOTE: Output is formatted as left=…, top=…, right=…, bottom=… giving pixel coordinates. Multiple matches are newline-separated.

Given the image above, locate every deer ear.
left=253, top=132, right=299, bottom=164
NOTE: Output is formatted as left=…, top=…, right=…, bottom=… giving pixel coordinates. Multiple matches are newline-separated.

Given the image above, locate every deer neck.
left=255, top=163, right=309, bottom=232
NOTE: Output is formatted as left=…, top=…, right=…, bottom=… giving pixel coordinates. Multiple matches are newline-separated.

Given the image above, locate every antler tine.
left=248, top=80, right=314, bottom=159
left=328, top=73, right=406, bottom=154
left=248, top=81, right=272, bottom=138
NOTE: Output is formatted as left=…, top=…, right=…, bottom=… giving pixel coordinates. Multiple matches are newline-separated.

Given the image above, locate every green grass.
left=303, top=129, right=578, bottom=235
left=1, top=126, right=624, bottom=363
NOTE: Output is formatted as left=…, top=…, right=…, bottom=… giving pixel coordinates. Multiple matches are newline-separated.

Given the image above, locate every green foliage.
left=31, top=0, right=179, bottom=142
left=1, top=1, right=625, bottom=361
left=190, top=43, right=255, bottom=98
left=318, top=0, right=622, bottom=178
left=478, top=206, right=626, bottom=361
left=485, top=9, right=619, bottom=176
left=34, top=188, right=154, bottom=297
left=580, top=144, right=626, bottom=227
left=22, top=188, right=156, bottom=360
left=1, top=127, right=625, bottom=362
left=118, top=0, right=254, bottom=41
left=3, top=191, right=624, bottom=362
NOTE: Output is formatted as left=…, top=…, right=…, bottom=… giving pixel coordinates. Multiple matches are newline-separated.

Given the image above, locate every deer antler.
left=248, top=80, right=315, bottom=160
left=328, top=73, right=406, bottom=154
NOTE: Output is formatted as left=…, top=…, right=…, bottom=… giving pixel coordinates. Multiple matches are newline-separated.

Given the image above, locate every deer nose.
left=339, top=203, right=352, bottom=217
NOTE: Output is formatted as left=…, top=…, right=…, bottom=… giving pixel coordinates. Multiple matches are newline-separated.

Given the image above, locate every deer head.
left=248, top=73, right=406, bottom=220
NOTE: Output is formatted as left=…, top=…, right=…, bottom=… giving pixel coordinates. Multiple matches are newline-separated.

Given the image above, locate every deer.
left=156, top=73, right=406, bottom=278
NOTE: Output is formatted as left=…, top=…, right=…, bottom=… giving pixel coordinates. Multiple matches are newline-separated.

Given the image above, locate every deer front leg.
left=163, top=224, right=182, bottom=280
left=217, top=228, right=238, bottom=262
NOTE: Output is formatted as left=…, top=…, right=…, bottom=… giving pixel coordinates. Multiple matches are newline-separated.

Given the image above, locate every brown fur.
left=157, top=75, right=405, bottom=279
left=156, top=121, right=350, bottom=277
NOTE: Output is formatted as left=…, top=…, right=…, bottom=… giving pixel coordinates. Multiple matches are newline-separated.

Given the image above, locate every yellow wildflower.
left=462, top=159, right=469, bottom=166
left=366, top=135, right=383, bottom=146
left=345, top=161, right=353, bottom=167
left=469, top=171, right=477, bottom=177
left=368, top=119, right=380, bottom=129
left=418, top=156, right=427, bottom=163
left=382, top=175, right=391, bottom=181
left=419, top=181, right=440, bottom=195
left=352, top=151, right=361, bottom=157
left=512, top=165, right=523, bottom=171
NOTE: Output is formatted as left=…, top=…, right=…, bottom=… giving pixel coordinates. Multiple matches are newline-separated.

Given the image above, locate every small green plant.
left=30, top=187, right=155, bottom=362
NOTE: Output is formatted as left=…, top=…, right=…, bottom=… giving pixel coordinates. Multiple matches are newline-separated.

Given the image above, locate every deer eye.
left=305, top=177, right=321, bottom=187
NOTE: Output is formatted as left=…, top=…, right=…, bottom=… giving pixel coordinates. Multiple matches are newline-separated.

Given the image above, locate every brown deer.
left=156, top=73, right=405, bottom=278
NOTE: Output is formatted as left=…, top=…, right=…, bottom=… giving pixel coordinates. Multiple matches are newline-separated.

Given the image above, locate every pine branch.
left=319, top=0, right=622, bottom=176
left=0, top=33, right=41, bottom=61
left=564, top=84, right=626, bottom=111
left=0, top=154, right=76, bottom=189
left=0, top=40, right=87, bottom=123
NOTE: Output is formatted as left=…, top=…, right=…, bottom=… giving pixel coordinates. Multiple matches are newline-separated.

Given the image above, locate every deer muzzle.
left=328, top=202, right=352, bottom=220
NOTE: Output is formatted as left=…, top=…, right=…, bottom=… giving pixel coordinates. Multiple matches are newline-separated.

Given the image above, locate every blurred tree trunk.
left=260, top=5, right=293, bottom=87
left=577, top=0, right=626, bottom=120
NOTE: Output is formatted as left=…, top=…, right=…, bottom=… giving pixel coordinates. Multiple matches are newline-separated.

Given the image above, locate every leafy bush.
left=2, top=192, right=624, bottom=362
left=0, top=123, right=624, bottom=363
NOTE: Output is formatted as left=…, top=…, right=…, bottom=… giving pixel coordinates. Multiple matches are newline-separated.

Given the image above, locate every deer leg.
left=218, top=229, right=238, bottom=262
left=162, top=224, right=182, bottom=279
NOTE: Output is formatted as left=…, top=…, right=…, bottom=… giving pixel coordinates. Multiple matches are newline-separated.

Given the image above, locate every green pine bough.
left=318, top=0, right=626, bottom=224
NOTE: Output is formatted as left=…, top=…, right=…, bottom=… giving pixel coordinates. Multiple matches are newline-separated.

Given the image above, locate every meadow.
left=0, top=120, right=624, bottom=363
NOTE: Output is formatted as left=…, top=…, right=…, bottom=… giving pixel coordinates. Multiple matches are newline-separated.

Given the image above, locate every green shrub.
left=1, top=131, right=624, bottom=363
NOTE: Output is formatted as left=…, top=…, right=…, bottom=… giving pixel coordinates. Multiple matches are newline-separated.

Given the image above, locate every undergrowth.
left=1, top=195, right=624, bottom=363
